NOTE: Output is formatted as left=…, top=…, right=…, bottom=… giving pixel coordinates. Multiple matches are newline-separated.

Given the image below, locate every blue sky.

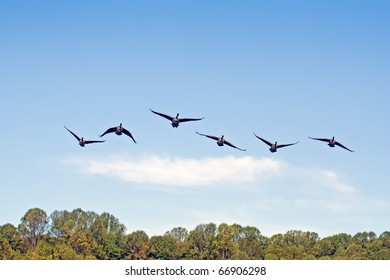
left=1, top=0, right=389, bottom=237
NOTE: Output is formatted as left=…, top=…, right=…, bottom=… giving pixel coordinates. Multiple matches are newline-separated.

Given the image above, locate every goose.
left=196, top=132, right=246, bottom=151
left=253, top=133, right=298, bottom=153
left=99, top=123, right=136, bottom=143
left=64, top=126, right=105, bottom=147
left=308, top=136, right=354, bottom=152
left=150, top=108, right=204, bottom=128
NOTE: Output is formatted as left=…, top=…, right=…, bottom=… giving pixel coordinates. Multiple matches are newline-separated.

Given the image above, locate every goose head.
left=328, top=136, right=336, bottom=147
left=270, top=141, right=278, bottom=152
left=116, top=123, right=123, bottom=135
left=217, top=135, right=224, bottom=146
left=170, top=114, right=180, bottom=127
left=79, top=137, right=86, bottom=147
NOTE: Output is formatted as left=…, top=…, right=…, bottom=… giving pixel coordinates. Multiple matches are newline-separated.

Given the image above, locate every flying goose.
left=196, top=132, right=246, bottom=151
left=253, top=133, right=298, bottom=153
left=150, top=108, right=204, bottom=128
left=308, top=136, right=354, bottom=152
left=64, top=126, right=105, bottom=147
left=99, top=123, right=136, bottom=143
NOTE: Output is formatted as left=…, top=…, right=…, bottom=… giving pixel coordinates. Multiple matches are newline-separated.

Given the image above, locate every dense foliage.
left=1, top=208, right=389, bottom=260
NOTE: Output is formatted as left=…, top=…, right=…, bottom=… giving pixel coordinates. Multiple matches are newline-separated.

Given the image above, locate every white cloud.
left=65, top=155, right=356, bottom=195
left=320, top=170, right=357, bottom=194
left=64, top=154, right=283, bottom=187
left=62, top=153, right=381, bottom=237
left=291, top=167, right=357, bottom=196
left=64, top=153, right=358, bottom=215
left=290, top=169, right=358, bottom=213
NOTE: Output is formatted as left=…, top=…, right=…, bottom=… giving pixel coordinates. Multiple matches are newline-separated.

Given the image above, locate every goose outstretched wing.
left=253, top=133, right=272, bottom=147
left=99, top=127, right=117, bottom=137
left=335, top=141, right=354, bottom=152
left=149, top=109, right=173, bottom=121
left=84, top=140, right=105, bottom=144
left=308, top=137, right=331, bottom=143
left=196, top=132, right=219, bottom=141
left=277, top=142, right=299, bottom=149
left=122, top=128, right=137, bottom=143
left=179, top=117, right=204, bottom=123
left=224, top=140, right=246, bottom=151
left=64, top=126, right=81, bottom=141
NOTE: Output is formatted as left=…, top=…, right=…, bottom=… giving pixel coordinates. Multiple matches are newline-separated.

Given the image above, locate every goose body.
left=253, top=133, right=298, bottom=153
left=196, top=132, right=246, bottom=151
left=100, top=123, right=136, bottom=143
left=64, top=126, right=105, bottom=147
left=308, top=136, right=354, bottom=152
left=150, top=108, right=204, bottom=128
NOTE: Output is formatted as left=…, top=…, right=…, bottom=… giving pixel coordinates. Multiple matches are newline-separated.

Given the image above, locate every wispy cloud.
left=292, top=167, right=357, bottom=195
left=64, top=154, right=358, bottom=192
left=63, top=153, right=358, bottom=214
left=62, top=153, right=376, bottom=236
left=290, top=168, right=358, bottom=213
left=320, top=170, right=357, bottom=194
left=64, top=154, right=283, bottom=187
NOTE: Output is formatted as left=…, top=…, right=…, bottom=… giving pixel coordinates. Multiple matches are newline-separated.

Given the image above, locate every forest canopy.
left=1, top=208, right=389, bottom=260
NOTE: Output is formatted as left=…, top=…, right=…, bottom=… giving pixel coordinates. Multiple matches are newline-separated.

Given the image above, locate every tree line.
left=1, top=208, right=389, bottom=260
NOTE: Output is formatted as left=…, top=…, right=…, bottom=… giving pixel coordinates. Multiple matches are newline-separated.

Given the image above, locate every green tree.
left=0, top=223, right=22, bottom=259
left=148, top=235, right=176, bottom=260
left=123, top=230, right=149, bottom=260
left=265, top=230, right=319, bottom=259
left=353, top=231, right=377, bottom=244
left=337, top=243, right=367, bottom=259
left=18, top=208, right=48, bottom=249
left=231, top=224, right=269, bottom=259
left=379, top=231, right=390, bottom=239
left=363, top=232, right=390, bottom=260
left=68, top=230, right=97, bottom=258
left=4, top=207, right=390, bottom=260
left=90, top=212, right=126, bottom=259
left=49, top=209, right=99, bottom=259
left=265, top=233, right=286, bottom=259
left=94, top=212, right=126, bottom=236
left=165, top=227, right=188, bottom=242
left=29, top=238, right=55, bottom=260
left=100, top=233, right=122, bottom=259
left=319, top=233, right=352, bottom=259
left=186, top=223, right=217, bottom=259
left=52, top=241, right=85, bottom=260
left=214, top=223, right=239, bottom=260
left=165, top=227, right=190, bottom=259
left=313, top=238, right=335, bottom=259
left=0, top=235, right=14, bottom=260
